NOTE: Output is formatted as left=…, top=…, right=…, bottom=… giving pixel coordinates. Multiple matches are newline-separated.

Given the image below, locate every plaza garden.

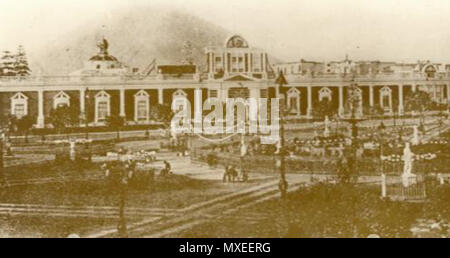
left=177, top=182, right=450, bottom=238
left=0, top=114, right=449, bottom=238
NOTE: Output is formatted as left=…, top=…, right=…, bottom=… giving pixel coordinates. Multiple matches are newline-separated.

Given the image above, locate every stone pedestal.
left=402, top=173, right=417, bottom=187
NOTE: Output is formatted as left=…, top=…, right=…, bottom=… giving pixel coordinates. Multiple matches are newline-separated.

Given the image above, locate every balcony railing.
left=285, top=72, right=450, bottom=83
left=1, top=70, right=450, bottom=86
left=0, top=73, right=202, bottom=86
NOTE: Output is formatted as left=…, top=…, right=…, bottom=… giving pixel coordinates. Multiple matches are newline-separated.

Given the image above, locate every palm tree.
left=106, top=114, right=126, bottom=140
left=16, top=115, right=35, bottom=143
left=48, top=105, right=80, bottom=137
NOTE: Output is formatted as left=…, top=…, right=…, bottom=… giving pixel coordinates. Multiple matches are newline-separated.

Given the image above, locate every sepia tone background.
left=2, top=0, right=450, bottom=75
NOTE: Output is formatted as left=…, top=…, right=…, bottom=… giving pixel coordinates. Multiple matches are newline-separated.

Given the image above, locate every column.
left=447, top=83, right=450, bottom=108
left=262, top=53, right=267, bottom=79
left=119, top=88, right=125, bottom=117
left=158, top=88, right=163, bottom=105
left=412, top=83, right=417, bottom=92
left=338, top=86, right=344, bottom=117
left=220, top=87, right=228, bottom=103
left=249, top=52, right=253, bottom=73
left=224, top=52, right=228, bottom=76
left=249, top=88, right=260, bottom=99
left=208, top=52, right=214, bottom=79
left=262, top=53, right=266, bottom=73
left=208, top=52, right=212, bottom=73
left=307, top=86, right=312, bottom=118
left=369, top=85, right=374, bottom=107
left=80, top=88, right=86, bottom=115
left=193, top=87, right=202, bottom=134
left=432, top=84, right=437, bottom=101
left=37, top=90, right=44, bottom=128
left=398, top=84, right=404, bottom=116
left=211, top=53, right=215, bottom=74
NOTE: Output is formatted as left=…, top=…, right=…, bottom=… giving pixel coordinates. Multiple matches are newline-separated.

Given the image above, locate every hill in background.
left=29, top=7, right=231, bottom=75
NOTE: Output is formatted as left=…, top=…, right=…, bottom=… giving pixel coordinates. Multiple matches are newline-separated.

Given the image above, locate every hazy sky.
left=1, top=0, right=450, bottom=63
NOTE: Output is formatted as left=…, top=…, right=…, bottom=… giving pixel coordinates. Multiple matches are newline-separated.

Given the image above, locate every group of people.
left=100, top=147, right=173, bottom=189
left=223, top=165, right=248, bottom=183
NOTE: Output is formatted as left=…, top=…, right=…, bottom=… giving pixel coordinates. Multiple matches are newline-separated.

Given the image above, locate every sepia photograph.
left=0, top=0, right=450, bottom=243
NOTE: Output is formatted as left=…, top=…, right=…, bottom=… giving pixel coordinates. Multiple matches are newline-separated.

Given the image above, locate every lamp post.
left=117, top=152, right=129, bottom=238
left=275, top=71, right=288, bottom=198
left=341, top=74, right=365, bottom=181
left=378, top=122, right=386, bottom=174
left=0, top=130, right=4, bottom=183
left=85, top=88, right=90, bottom=140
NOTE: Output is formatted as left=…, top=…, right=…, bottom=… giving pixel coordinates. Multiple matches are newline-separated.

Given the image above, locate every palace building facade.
left=0, top=34, right=449, bottom=129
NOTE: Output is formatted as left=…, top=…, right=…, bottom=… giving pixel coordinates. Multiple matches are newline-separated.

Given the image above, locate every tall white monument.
left=402, top=142, right=416, bottom=187
left=411, top=125, right=420, bottom=145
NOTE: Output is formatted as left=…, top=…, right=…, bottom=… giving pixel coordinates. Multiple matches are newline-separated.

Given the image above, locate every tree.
left=48, top=105, right=80, bottom=135
left=14, top=45, right=31, bottom=76
left=405, top=90, right=434, bottom=121
left=16, top=115, right=35, bottom=143
left=105, top=114, right=126, bottom=140
left=150, top=104, right=174, bottom=127
left=345, top=85, right=362, bottom=117
left=364, top=103, right=384, bottom=118
left=6, top=115, right=18, bottom=136
left=313, top=99, right=336, bottom=119
left=1, top=51, right=16, bottom=76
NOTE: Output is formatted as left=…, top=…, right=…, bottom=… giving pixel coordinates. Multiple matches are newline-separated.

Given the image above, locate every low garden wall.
left=191, top=149, right=450, bottom=175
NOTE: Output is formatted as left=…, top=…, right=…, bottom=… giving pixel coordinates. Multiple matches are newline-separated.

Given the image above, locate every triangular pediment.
left=223, top=74, right=255, bottom=81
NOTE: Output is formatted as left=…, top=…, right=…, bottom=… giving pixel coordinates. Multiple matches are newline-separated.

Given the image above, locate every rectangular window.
left=382, top=95, right=390, bottom=108
left=14, top=104, right=25, bottom=118
left=244, top=54, right=248, bottom=72
left=97, top=101, right=108, bottom=121
left=137, top=100, right=148, bottom=120
left=253, top=54, right=261, bottom=72
left=215, top=56, right=223, bottom=71
left=260, top=89, right=268, bottom=98
left=209, top=90, right=218, bottom=98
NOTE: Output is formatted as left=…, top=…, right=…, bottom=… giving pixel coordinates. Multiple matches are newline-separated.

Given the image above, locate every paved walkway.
left=4, top=154, right=54, bottom=168
left=0, top=150, right=384, bottom=238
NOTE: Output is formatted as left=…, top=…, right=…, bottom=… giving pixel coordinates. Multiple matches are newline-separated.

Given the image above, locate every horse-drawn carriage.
left=100, top=159, right=156, bottom=190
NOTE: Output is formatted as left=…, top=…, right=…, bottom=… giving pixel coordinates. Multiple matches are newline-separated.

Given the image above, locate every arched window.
left=172, top=89, right=188, bottom=112
left=134, top=90, right=150, bottom=122
left=287, top=87, right=301, bottom=116
left=379, top=86, right=392, bottom=112
left=53, top=91, right=70, bottom=109
left=95, top=91, right=110, bottom=123
left=225, top=35, right=249, bottom=48
left=10, top=92, right=28, bottom=118
left=319, top=87, right=332, bottom=102
left=173, top=89, right=187, bottom=99
left=424, top=65, right=436, bottom=78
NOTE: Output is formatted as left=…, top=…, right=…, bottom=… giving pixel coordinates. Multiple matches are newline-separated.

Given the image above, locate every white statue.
left=69, top=140, right=76, bottom=161
left=402, top=142, right=416, bottom=187
left=324, top=116, right=330, bottom=137
left=411, top=125, right=420, bottom=145
left=240, top=134, right=247, bottom=157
